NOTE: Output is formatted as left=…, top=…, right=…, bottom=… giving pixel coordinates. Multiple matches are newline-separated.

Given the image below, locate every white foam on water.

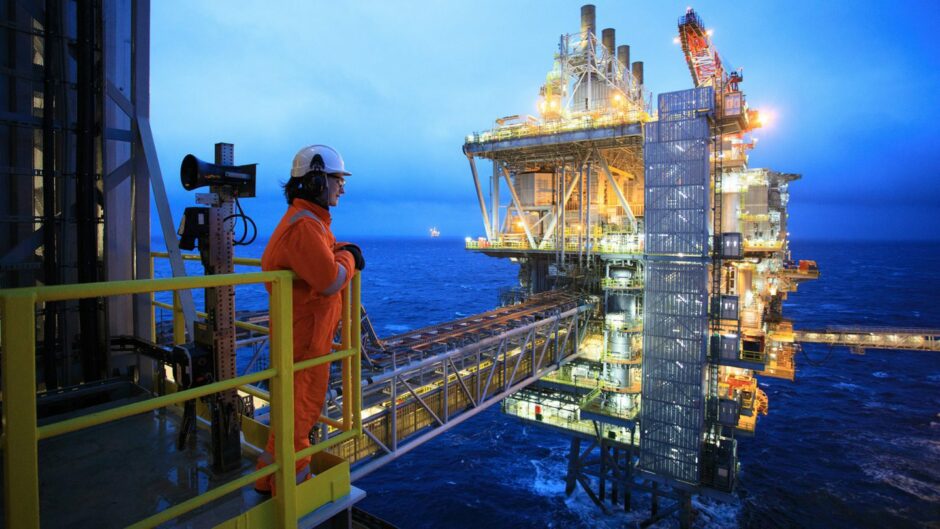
left=516, top=457, right=566, bottom=498
left=383, top=324, right=410, bottom=332
left=872, top=371, right=890, bottom=378
left=864, top=467, right=940, bottom=503
left=691, top=495, right=742, bottom=528
left=832, top=382, right=864, bottom=392
left=561, top=488, right=648, bottom=528
left=863, top=463, right=940, bottom=503
left=510, top=456, right=742, bottom=528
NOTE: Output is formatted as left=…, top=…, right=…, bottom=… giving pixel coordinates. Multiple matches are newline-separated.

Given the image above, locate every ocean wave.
left=862, top=463, right=940, bottom=503
left=872, top=371, right=890, bottom=378
left=692, top=495, right=741, bottom=528
left=383, top=324, right=411, bottom=332
left=832, top=382, right=864, bottom=392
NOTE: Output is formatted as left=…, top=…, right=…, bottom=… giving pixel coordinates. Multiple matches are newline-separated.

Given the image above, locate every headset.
left=297, top=154, right=331, bottom=205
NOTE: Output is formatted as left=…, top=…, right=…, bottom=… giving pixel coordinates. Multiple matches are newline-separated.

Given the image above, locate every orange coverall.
left=255, top=198, right=355, bottom=491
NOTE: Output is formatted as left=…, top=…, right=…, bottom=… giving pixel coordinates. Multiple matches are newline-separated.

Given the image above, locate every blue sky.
left=151, top=1, right=940, bottom=241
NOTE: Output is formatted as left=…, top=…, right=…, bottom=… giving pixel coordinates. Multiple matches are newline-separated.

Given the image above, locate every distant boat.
left=429, top=227, right=440, bottom=238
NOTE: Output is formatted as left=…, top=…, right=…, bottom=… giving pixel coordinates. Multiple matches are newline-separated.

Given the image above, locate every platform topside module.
left=464, top=5, right=816, bottom=502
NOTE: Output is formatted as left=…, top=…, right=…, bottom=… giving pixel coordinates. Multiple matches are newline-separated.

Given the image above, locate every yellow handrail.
left=0, top=269, right=362, bottom=529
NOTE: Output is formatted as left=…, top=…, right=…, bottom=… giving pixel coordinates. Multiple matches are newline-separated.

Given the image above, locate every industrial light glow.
left=757, top=111, right=773, bottom=127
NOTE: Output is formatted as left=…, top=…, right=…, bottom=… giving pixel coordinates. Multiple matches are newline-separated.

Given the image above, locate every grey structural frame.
left=638, top=87, right=714, bottom=486
left=341, top=303, right=593, bottom=480
left=0, top=0, right=192, bottom=387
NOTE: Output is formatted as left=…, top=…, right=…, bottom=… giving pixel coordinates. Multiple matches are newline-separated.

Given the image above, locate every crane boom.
left=678, top=8, right=741, bottom=92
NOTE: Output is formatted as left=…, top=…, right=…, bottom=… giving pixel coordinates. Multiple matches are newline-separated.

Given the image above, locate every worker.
left=254, top=144, right=365, bottom=495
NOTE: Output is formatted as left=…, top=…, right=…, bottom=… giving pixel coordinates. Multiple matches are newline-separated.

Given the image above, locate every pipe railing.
left=0, top=268, right=362, bottom=529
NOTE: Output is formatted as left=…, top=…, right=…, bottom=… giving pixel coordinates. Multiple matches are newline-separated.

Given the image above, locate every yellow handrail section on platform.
left=0, top=265, right=363, bottom=529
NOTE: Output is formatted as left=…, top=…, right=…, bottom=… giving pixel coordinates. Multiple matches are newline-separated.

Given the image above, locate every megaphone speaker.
left=180, top=154, right=257, bottom=197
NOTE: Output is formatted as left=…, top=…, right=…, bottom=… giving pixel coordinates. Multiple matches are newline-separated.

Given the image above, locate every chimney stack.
left=580, top=5, right=596, bottom=39
left=602, top=28, right=615, bottom=55
left=617, top=45, right=630, bottom=75
left=632, top=61, right=644, bottom=86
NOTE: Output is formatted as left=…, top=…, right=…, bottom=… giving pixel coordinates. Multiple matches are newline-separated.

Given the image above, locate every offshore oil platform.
left=1, top=2, right=939, bottom=529
left=463, top=4, right=811, bottom=521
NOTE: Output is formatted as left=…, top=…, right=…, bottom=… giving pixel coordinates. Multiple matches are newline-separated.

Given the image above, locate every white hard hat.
left=290, top=144, right=351, bottom=178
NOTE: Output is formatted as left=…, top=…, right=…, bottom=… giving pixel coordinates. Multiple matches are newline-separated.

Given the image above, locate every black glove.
left=340, top=244, right=365, bottom=271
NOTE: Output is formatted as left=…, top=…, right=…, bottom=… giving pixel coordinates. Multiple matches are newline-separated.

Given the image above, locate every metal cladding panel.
left=645, top=117, right=710, bottom=257
left=657, top=86, right=715, bottom=122
left=639, top=260, right=709, bottom=484
left=639, top=88, right=712, bottom=486
left=645, top=118, right=710, bottom=144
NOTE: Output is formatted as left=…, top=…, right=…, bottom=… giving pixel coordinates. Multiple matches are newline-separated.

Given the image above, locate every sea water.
left=155, top=239, right=940, bottom=528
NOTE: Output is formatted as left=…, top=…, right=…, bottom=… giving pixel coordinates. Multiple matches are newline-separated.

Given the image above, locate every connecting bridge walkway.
left=328, top=291, right=594, bottom=479
left=795, top=327, right=940, bottom=353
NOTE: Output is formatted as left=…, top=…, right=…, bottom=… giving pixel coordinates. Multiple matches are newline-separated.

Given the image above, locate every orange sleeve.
left=282, top=221, right=353, bottom=296
left=332, top=242, right=357, bottom=291
left=333, top=248, right=356, bottom=291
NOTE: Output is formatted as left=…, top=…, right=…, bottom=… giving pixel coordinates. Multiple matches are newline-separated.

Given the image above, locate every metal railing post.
left=150, top=254, right=157, bottom=343
left=351, top=273, right=362, bottom=432
left=172, top=290, right=186, bottom=345
left=341, top=281, right=352, bottom=430
left=269, top=274, right=297, bottom=526
left=1, top=292, right=40, bottom=529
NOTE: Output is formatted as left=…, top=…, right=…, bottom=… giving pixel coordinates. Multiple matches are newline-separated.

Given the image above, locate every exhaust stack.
left=580, top=5, right=596, bottom=39
left=632, top=61, right=644, bottom=86
left=617, top=45, right=630, bottom=78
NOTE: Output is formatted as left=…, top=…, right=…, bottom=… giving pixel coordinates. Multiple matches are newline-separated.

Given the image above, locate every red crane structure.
left=678, top=8, right=753, bottom=132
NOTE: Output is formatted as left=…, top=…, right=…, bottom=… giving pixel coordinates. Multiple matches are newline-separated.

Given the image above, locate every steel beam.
left=467, top=155, right=493, bottom=240
left=500, top=165, right=537, bottom=248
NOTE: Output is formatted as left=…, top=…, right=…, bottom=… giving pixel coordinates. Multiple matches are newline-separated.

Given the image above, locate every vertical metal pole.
left=565, top=437, right=581, bottom=496
left=207, top=143, right=240, bottom=471
left=560, top=165, right=567, bottom=263
left=578, top=163, right=584, bottom=265
left=351, top=274, right=362, bottom=433
left=600, top=440, right=606, bottom=502
left=531, top=327, right=537, bottom=375
left=467, top=155, right=492, bottom=240
left=586, top=162, right=592, bottom=262
left=575, top=314, right=581, bottom=355
left=626, top=427, right=634, bottom=511
left=270, top=275, right=297, bottom=526
left=172, top=291, right=186, bottom=345
left=390, top=376, right=398, bottom=452
left=150, top=256, right=156, bottom=343
left=475, top=350, right=481, bottom=402
left=651, top=481, right=659, bottom=516
left=41, top=0, right=60, bottom=390
left=554, top=319, right=561, bottom=365
left=491, top=159, right=500, bottom=241
left=132, top=0, right=154, bottom=342
left=502, top=339, right=508, bottom=390
left=1, top=293, right=40, bottom=529
left=342, top=285, right=352, bottom=430
left=442, top=360, right=449, bottom=423
left=76, top=0, right=103, bottom=382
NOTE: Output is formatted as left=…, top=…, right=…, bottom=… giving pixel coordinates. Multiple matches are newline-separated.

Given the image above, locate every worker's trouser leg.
left=254, top=359, right=330, bottom=493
